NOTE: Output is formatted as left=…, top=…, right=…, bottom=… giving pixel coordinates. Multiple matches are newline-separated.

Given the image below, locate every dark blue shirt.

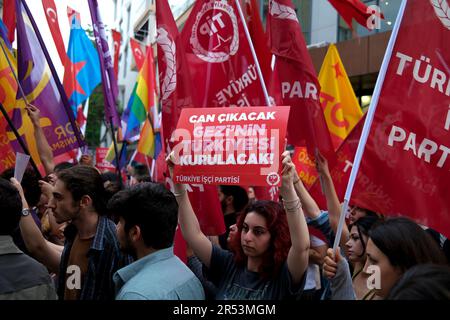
left=57, top=216, right=132, bottom=300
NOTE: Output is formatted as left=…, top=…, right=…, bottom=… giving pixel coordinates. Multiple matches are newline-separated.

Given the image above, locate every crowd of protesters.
left=0, top=107, right=449, bottom=300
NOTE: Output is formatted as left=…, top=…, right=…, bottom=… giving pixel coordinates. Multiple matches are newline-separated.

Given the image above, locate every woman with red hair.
left=167, top=151, right=310, bottom=300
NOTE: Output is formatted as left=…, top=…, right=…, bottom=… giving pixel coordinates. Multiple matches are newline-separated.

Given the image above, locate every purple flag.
left=10, top=0, right=84, bottom=162
left=88, top=0, right=120, bottom=127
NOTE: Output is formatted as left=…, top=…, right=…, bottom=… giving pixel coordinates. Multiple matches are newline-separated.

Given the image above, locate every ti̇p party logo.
left=190, top=0, right=239, bottom=63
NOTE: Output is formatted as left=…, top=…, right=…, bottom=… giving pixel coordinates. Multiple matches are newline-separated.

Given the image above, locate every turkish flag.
left=156, top=0, right=225, bottom=237
left=268, top=0, right=335, bottom=168
left=351, top=0, right=450, bottom=237
left=111, top=29, right=122, bottom=79
left=42, top=0, right=67, bottom=66
left=130, top=37, right=147, bottom=71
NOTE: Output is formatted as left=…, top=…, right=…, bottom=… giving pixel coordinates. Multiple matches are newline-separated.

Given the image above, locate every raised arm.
left=280, top=151, right=310, bottom=285
left=167, top=153, right=213, bottom=268
left=292, top=170, right=321, bottom=219
left=315, top=152, right=349, bottom=250
left=27, top=105, right=55, bottom=174
left=11, top=178, right=62, bottom=274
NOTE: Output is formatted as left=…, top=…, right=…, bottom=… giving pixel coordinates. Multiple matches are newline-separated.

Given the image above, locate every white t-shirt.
left=304, top=235, right=326, bottom=290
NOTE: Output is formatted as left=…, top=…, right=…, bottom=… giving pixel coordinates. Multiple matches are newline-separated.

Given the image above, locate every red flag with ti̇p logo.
left=350, top=0, right=450, bottom=237
left=156, top=0, right=225, bottom=238
left=180, top=0, right=268, bottom=108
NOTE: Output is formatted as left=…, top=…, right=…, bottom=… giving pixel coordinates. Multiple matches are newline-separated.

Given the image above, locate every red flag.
left=242, top=0, right=272, bottom=84
left=308, top=114, right=365, bottom=209
left=111, top=29, right=121, bottom=79
left=292, top=146, right=318, bottom=188
left=351, top=0, right=450, bottom=237
left=3, top=0, right=15, bottom=43
left=153, top=150, right=167, bottom=183
left=67, top=6, right=81, bottom=24
left=179, top=0, right=272, bottom=225
left=180, top=0, right=268, bottom=108
left=328, top=0, right=384, bottom=31
left=76, top=104, right=87, bottom=128
left=42, top=0, right=67, bottom=66
left=242, top=0, right=281, bottom=201
left=130, top=37, right=147, bottom=71
left=156, top=0, right=225, bottom=237
left=268, top=0, right=335, bottom=163
left=0, top=116, right=16, bottom=173
left=53, top=149, right=77, bottom=165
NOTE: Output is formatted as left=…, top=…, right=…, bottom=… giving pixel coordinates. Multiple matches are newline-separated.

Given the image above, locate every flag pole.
left=109, top=119, right=123, bottom=186
left=332, top=0, right=408, bottom=252
left=116, top=139, right=128, bottom=188
left=234, top=0, right=271, bottom=106
left=0, top=33, right=41, bottom=178
left=87, top=0, right=122, bottom=178
left=145, top=156, right=152, bottom=178
left=19, top=0, right=85, bottom=150
left=0, top=103, right=41, bottom=178
left=0, top=41, right=29, bottom=105
left=128, top=149, right=137, bottom=167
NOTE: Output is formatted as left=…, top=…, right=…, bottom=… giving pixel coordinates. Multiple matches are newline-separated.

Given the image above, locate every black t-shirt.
left=207, top=245, right=306, bottom=300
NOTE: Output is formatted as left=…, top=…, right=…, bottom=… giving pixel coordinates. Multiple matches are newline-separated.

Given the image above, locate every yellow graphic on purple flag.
left=0, top=18, right=19, bottom=171
left=7, top=0, right=81, bottom=164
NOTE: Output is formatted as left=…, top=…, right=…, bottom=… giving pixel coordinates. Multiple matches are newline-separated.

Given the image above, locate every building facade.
left=260, top=0, right=402, bottom=110
left=112, top=0, right=156, bottom=111
left=112, top=0, right=197, bottom=114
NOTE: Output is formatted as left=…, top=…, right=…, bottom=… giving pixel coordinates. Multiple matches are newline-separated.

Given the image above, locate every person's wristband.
left=173, top=185, right=187, bottom=197
left=282, top=197, right=302, bottom=212
left=293, top=178, right=300, bottom=185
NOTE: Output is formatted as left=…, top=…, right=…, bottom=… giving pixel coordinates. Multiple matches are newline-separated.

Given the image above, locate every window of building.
left=349, top=73, right=378, bottom=112
left=134, top=20, right=149, bottom=42
left=126, top=5, right=131, bottom=33
left=293, top=0, right=312, bottom=44
left=169, top=0, right=195, bottom=20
